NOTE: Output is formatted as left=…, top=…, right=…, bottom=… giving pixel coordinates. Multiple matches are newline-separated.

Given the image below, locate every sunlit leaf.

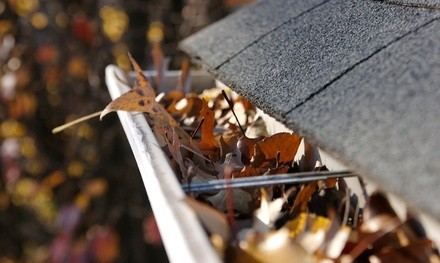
left=239, top=228, right=313, bottom=263
left=251, top=133, right=302, bottom=168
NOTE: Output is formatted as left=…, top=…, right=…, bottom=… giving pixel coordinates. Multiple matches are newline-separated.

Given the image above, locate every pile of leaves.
left=92, top=57, right=440, bottom=262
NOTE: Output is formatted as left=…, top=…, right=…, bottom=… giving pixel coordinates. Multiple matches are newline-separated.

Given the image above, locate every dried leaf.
left=363, top=192, right=398, bottom=221
left=370, top=239, right=439, bottom=263
left=151, top=42, right=165, bottom=88
left=239, top=228, right=313, bottom=263
left=194, top=100, right=219, bottom=157
left=157, top=90, right=184, bottom=111
left=100, top=56, right=178, bottom=128
left=251, top=133, right=301, bottom=168
left=164, top=127, right=188, bottom=180
left=233, top=166, right=261, bottom=179
left=206, top=188, right=254, bottom=215
left=323, top=226, right=351, bottom=259
left=128, top=52, right=153, bottom=90
left=291, top=182, right=318, bottom=215
left=253, top=189, right=285, bottom=232
left=100, top=55, right=157, bottom=119
left=177, top=58, right=191, bottom=93
left=99, top=82, right=158, bottom=120
left=186, top=197, right=229, bottom=241
left=237, top=136, right=260, bottom=165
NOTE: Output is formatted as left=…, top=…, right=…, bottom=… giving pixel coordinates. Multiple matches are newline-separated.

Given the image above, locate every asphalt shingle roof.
left=179, top=0, right=440, bottom=220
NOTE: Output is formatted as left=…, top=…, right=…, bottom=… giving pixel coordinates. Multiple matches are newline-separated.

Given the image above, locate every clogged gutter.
left=58, top=57, right=440, bottom=262
left=107, top=58, right=439, bottom=262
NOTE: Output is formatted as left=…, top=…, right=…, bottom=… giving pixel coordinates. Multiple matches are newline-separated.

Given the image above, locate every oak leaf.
left=99, top=53, right=177, bottom=127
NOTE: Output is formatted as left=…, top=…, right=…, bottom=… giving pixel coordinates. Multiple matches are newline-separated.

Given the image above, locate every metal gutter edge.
left=105, top=65, right=220, bottom=263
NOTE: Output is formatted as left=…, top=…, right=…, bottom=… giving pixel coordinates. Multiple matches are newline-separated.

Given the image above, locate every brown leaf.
left=194, top=100, right=219, bottom=157
left=233, top=166, right=261, bottom=179
left=186, top=197, right=230, bottom=242
left=165, top=127, right=188, bottom=181
left=291, top=182, right=318, bottom=216
left=363, top=192, right=398, bottom=223
left=237, top=136, right=261, bottom=165
left=206, top=188, right=254, bottom=215
left=370, top=239, right=439, bottom=263
left=100, top=84, right=159, bottom=119
left=100, top=56, right=178, bottom=128
left=100, top=55, right=157, bottom=119
left=128, top=52, right=153, bottom=90
left=265, top=165, right=289, bottom=175
left=213, top=153, right=244, bottom=180
left=157, top=90, right=184, bottom=111
left=238, top=228, right=313, bottom=263
left=251, top=133, right=301, bottom=168
left=151, top=42, right=165, bottom=87
left=177, top=58, right=191, bottom=93
left=219, top=134, right=240, bottom=161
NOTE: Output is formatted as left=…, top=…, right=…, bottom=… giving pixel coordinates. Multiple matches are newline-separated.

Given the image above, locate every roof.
left=179, top=0, right=440, bottom=219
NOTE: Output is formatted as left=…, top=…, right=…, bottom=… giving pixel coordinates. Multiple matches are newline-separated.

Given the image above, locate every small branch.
left=221, top=90, right=245, bottom=136
left=191, top=118, right=204, bottom=140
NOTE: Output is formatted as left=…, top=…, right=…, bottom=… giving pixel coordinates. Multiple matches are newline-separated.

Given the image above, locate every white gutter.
left=105, top=65, right=221, bottom=263
left=106, top=64, right=439, bottom=261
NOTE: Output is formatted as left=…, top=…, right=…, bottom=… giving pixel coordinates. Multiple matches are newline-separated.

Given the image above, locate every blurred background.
left=0, top=0, right=252, bottom=262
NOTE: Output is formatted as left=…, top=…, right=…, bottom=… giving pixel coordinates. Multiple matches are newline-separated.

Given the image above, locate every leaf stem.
left=52, top=111, right=103, bottom=134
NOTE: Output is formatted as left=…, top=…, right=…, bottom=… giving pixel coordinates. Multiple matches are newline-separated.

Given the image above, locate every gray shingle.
left=179, top=0, right=440, bottom=219
left=215, top=0, right=440, bottom=119
left=382, top=0, right=440, bottom=8
left=285, top=19, right=440, bottom=218
left=180, top=0, right=326, bottom=69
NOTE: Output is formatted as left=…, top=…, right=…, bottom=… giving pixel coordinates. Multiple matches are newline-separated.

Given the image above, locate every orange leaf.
left=237, top=136, right=261, bottom=165
left=291, top=182, right=318, bottom=215
left=195, top=100, right=219, bottom=156
left=251, top=133, right=301, bottom=168
left=233, top=165, right=261, bottom=178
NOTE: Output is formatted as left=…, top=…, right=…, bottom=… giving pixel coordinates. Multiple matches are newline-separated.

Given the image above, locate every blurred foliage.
left=0, top=0, right=252, bottom=262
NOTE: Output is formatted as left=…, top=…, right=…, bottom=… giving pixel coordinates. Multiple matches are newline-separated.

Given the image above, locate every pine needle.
left=52, top=111, right=103, bottom=134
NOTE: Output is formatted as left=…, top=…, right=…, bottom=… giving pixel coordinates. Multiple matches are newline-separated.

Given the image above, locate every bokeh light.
left=0, top=0, right=240, bottom=261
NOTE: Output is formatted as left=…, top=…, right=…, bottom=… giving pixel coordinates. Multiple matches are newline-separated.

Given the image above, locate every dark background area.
left=0, top=0, right=252, bottom=262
